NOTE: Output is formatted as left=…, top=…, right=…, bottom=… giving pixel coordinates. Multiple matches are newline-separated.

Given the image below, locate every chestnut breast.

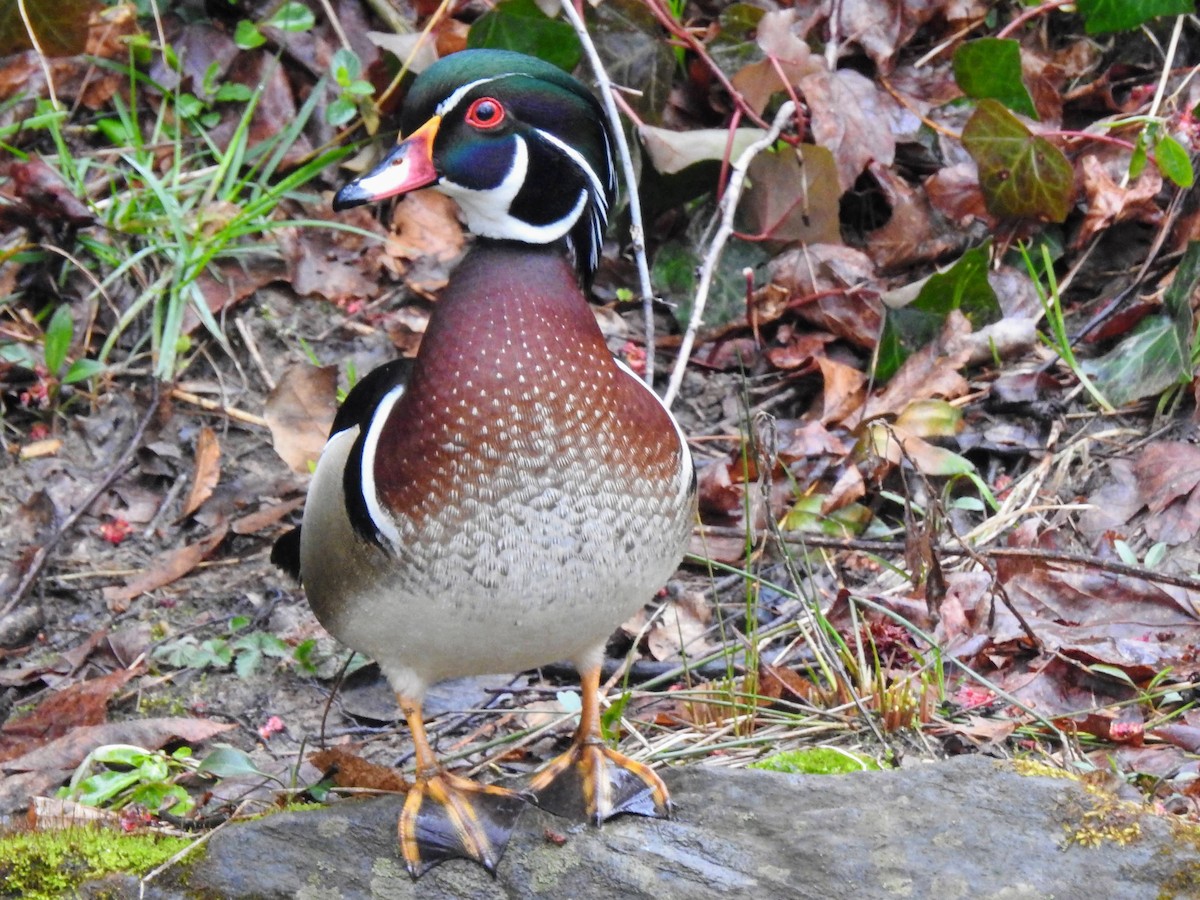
left=373, top=241, right=683, bottom=537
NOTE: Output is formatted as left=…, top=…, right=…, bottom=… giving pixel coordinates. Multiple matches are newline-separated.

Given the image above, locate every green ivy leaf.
left=231, top=632, right=292, bottom=678
left=1155, top=134, right=1195, bottom=187
left=1085, top=240, right=1198, bottom=406
left=1129, top=131, right=1149, bottom=179
left=652, top=236, right=769, bottom=329
left=876, top=244, right=1000, bottom=381
left=962, top=99, right=1073, bottom=222
left=588, top=0, right=675, bottom=125
left=73, top=770, right=143, bottom=806
left=467, top=0, right=582, bottom=72
left=175, top=93, right=205, bottom=119
left=599, top=691, right=631, bottom=743
left=1076, top=0, right=1192, bottom=35
left=197, top=745, right=273, bottom=780
left=953, top=38, right=1038, bottom=120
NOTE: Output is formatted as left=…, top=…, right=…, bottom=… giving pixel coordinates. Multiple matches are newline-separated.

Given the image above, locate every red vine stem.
left=996, top=0, right=1074, bottom=40
left=641, top=0, right=774, bottom=132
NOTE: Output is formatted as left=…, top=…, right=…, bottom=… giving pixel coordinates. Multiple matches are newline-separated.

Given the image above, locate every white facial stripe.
left=613, top=358, right=695, bottom=507
left=534, top=129, right=608, bottom=213
left=359, top=383, right=406, bottom=548
left=439, top=136, right=589, bottom=243
left=436, top=74, right=519, bottom=118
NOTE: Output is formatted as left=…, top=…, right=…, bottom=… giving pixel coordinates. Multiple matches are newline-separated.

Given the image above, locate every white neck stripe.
left=359, top=383, right=406, bottom=548
left=534, top=129, right=608, bottom=213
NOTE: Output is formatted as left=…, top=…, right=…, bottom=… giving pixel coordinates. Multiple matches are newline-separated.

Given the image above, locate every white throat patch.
left=439, top=136, right=588, bottom=244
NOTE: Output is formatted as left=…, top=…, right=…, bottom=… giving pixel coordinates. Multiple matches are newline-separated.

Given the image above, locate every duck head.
left=334, top=49, right=616, bottom=281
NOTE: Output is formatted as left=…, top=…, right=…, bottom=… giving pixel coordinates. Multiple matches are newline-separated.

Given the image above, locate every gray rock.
left=139, top=757, right=1199, bottom=899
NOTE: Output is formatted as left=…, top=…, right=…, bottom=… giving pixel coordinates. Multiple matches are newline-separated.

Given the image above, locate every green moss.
left=1012, top=759, right=1077, bottom=780
left=0, top=826, right=193, bottom=899
left=749, top=747, right=881, bottom=775
left=135, top=693, right=187, bottom=717
left=1053, top=775, right=1145, bottom=849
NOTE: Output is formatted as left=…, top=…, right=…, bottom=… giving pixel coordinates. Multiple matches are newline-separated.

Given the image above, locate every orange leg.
left=528, top=666, right=671, bottom=823
left=396, top=697, right=527, bottom=878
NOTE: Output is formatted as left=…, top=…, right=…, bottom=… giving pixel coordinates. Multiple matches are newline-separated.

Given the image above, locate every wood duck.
left=274, top=49, right=695, bottom=878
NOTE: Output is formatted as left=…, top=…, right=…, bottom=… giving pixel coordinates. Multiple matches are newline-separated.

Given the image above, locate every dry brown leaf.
left=814, top=357, right=868, bottom=425
left=777, top=419, right=849, bottom=461
left=739, top=145, right=842, bottom=245
left=1074, top=154, right=1163, bottom=249
left=835, top=0, right=948, bottom=67
left=309, top=746, right=409, bottom=792
left=688, top=530, right=746, bottom=565
left=187, top=256, right=284, bottom=334
left=823, top=463, right=866, bottom=513
left=1, top=717, right=236, bottom=774
left=230, top=496, right=305, bottom=536
left=102, top=524, right=229, bottom=612
left=180, top=425, right=220, bottom=518
left=799, top=68, right=897, bottom=191
left=730, top=10, right=823, bottom=114
left=768, top=245, right=883, bottom=349
left=854, top=311, right=972, bottom=425
left=865, top=163, right=965, bottom=271
left=385, top=190, right=465, bottom=297
left=264, top=363, right=338, bottom=474
left=0, top=669, right=137, bottom=762
left=925, top=161, right=994, bottom=229
left=765, top=328, right=835, bottom=370
left=646, top=590, right=717, bottom=661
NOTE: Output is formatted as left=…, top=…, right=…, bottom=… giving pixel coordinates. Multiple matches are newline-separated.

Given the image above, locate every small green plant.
left=1112, top=538, right=1168, bottom=569
left=3, top=12, right=358, bottom=383
left=59, top=744, right=198, bottom=815
left=153, top=616, right=294, bottom=678
left=327, top=48, right=378, bottom=129
left=233, top=1, right=318, bottom=50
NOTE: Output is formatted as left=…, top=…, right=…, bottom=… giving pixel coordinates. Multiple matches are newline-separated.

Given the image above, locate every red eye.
left=465, top=97, right=505, bottom=129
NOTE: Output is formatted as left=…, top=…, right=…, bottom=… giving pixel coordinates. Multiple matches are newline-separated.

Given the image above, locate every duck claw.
left=399, top=771, right=528, bottom=878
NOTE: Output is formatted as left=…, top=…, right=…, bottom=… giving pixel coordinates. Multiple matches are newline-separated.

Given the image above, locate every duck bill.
left=333, top=115, right=441, bottom=211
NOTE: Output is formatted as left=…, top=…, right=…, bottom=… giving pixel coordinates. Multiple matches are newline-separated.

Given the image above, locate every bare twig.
left=662, top=101, right=796, bottom=407
left=995, top=0, right=1073, bottom=40
left=169, top=388, right=268, bottom=428
left=558, top=0, right=658, bottom=383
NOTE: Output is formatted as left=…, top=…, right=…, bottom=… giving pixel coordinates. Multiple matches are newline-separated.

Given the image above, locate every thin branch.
left=995, top=0, right=1073, bottom=40
left=559, top=0, right=658, bottom=384
left=662, top=101, right=796, bottom=408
